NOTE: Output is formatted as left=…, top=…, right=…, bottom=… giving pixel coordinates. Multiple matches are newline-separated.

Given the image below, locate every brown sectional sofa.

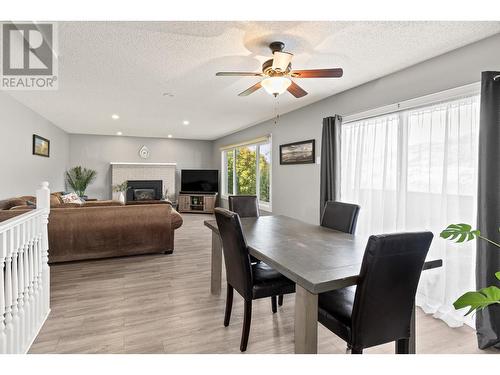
left=0, top=194, right=183, bottom=263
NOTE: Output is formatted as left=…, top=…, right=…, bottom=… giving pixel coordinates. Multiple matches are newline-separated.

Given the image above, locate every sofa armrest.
left=171, top=208, right=183, bottom=230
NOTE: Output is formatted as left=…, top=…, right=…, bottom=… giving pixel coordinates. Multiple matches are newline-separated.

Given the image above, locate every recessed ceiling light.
left=116, top=131, right=122, bottom=136
left=111, top=114, right=120, bottom=120
left=167, top=134, right=173, bottom=138
left=182, top=120, right=190, bottom=125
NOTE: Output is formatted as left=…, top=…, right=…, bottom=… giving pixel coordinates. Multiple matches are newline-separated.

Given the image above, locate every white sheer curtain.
left=339, top=95, right=480, bottom=327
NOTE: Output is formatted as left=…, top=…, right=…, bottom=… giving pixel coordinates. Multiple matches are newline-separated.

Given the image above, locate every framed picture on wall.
left=279, top=139, right=315, bottom=165
left=33, top=134, right=50, bottom=157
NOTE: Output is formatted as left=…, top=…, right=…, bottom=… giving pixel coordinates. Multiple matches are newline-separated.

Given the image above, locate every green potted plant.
left=65, top=166, right=97, bottom=199
left=112, top=181, right=129, bottom=204
left=440, top=223, right=500, bottom=315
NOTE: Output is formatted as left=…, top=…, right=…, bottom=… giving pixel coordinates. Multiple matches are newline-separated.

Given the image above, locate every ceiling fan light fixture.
left=261, top=77, right=291, bottom=97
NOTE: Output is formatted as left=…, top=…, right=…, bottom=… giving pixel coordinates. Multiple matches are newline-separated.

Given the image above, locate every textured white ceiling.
left=7, top=21, right=500, bottom=140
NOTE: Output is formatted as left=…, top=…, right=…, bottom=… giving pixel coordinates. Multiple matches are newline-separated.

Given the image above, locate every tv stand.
left=178, top=192, right=217, bottom=213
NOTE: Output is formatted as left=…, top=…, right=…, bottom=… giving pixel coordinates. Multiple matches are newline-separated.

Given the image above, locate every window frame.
left=221, top=138, right=272, bottom=212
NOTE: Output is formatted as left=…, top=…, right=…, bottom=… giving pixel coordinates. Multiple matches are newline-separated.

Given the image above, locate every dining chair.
left=214, top=207, right=296, bottom=352
left=320, top=201, right=361, bottom=234
left=318, top=231, right=433, bottom=354
left=228, top=195, right=260, bottom=218
left=228, top=195, right=286, bottom=307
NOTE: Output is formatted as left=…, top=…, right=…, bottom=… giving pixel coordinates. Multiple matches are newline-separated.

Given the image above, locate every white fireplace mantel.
left=110, top=162, right=177, bottom=200
left=110, top=162, right=177, bottom=166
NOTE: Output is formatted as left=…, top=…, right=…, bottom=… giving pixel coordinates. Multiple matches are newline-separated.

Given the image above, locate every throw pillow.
left=61, top=193, right=83, bottom=204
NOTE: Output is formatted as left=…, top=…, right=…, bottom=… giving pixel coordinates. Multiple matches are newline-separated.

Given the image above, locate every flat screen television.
left=181, top=169, right=219, bottom=193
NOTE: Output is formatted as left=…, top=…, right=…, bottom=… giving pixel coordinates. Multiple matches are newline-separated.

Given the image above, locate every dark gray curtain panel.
left=476, top=71, right=500, bottom=350
left=320, top=115, right=342, bottom=222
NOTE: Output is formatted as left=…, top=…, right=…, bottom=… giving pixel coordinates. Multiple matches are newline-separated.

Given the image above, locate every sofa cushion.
left=16, top=193, right=64, bottom=208
left=10, top=205, right=35, bottom=211
left=0, top=198, right=27, bottom=210
left=82, top=200, right=123, bottom=207
left=49, top=193, right=63, bottom=207
left=0, top=199, right=13, bottom=210
left=57, top=203, right=83, bottom=208
left=19, top=195, right=36, bottom=202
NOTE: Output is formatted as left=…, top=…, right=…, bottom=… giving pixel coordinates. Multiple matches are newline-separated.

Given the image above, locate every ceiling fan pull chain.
left=274, top=96, right=280, bottom=125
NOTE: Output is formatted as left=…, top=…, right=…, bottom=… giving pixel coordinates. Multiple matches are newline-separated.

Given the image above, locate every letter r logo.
left=2, top=23, right=53, bottom=76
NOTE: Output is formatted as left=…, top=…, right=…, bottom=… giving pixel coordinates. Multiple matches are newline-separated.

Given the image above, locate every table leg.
left=210, top=232, right=222, bottom=295
left=396, top=301, right=416, bottom=354
left=294, top=284, right=318, bottom=354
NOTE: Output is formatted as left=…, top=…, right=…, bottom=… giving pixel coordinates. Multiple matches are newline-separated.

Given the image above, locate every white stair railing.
left=0, top=182, right=51, bottom=353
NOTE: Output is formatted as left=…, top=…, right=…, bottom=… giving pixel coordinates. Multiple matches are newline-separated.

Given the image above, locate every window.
left=221, top=137, right=272, bottom=208
left=339, top=94, right=480, bottom=328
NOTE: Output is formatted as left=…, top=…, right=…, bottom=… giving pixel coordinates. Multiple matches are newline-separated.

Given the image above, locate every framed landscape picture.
left=33, top=134, right=50, bottom=157
left=280, top=139, right=315, bottom=165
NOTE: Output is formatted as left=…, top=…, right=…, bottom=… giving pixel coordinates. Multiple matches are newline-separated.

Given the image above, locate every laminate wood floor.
left=30, top=213, right=490, bottom=354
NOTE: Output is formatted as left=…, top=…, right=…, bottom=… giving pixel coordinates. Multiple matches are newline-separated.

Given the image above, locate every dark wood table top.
left=204, top=215, right=442, bottom=294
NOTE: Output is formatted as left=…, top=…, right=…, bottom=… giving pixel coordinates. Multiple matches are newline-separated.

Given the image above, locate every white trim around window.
left=342, top=82, right=480, bottom=124
left=221, top=136, right=272, bottom=212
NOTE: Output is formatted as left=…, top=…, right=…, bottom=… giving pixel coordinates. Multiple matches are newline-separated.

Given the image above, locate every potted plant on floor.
left=440, top=223, right=500, bottom=314
left=112, top=181, right=129, bottom=204
left=65, top=166, right=97, bottom=200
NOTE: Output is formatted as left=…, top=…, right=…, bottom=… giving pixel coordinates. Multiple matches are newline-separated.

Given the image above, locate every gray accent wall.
left=213, top=33, right=500, bottom=225
left=68, top=134, right=213, bottom=200
left=0, top=92, right=69, bottom=198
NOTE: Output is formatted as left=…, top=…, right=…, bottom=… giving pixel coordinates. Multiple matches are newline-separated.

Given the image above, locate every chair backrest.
left=320, top=201, right=360, bottom=234
left=228, top=195, right=259, bottom=218
left=214, top=208, right=253, bottom=300
left=351, top=232, right=433, bottom=349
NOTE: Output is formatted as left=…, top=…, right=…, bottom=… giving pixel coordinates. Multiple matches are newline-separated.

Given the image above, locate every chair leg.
left=271, top=296, right=277, bottom=313
left=278, top=294, right=284, bottom=306
left=351, top=347, right=363, bottom=354
left=396, top=338, right=410, bottom=354
left=224, top=284, right=233, bottom=327
left=240, top=300, right=252, bottom=352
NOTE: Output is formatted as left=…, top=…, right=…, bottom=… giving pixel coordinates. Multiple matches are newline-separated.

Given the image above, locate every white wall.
left=212, top=33, right=500, bottom=225
left=69, top=134, right=214, bottom=200
left=0, top=92, right=69, bottom=198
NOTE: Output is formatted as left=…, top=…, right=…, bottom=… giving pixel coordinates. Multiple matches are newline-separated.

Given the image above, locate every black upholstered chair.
left=214, top=207, right=296, bottom=352
left=228, top=195, right=260, bottom=218
left=228, top=195, right=286, bottom=306
left=318, top=232, right=433, bottom=354
left=320, top=201, right=360, bottom=234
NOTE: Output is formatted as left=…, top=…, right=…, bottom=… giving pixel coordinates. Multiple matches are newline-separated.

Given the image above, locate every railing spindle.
left=17, top=223, right=25, bottom=353
left=4, top=231, right=13, bottom=353
left=0, top=182, right=50, bottom=353
left=0, top=233, right=6, bottom=353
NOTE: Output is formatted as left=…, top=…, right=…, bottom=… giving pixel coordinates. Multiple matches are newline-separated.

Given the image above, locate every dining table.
left=204, top=214, right=442, bottom=354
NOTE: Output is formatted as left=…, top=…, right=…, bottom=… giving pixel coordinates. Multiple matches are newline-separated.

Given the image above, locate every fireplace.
left=126, top=180, right=163, bottom=202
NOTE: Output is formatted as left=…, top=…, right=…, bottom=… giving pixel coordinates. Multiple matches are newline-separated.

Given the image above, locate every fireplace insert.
left=126, top=180, right=163, bottom=202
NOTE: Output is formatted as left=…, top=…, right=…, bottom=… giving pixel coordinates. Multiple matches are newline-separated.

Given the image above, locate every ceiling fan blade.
left=238, top=82, right=262, bottom=97
left=272, top=51, right=293, bottom=72
left=291, top=68, right=343, bottom=78
left=216, top=72, right=263, bottom=77
left=287, top=81, right=308, bottom=98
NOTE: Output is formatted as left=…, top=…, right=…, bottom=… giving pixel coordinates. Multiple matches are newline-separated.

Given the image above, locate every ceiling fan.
left=216, top=41, right=343, bottom=98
